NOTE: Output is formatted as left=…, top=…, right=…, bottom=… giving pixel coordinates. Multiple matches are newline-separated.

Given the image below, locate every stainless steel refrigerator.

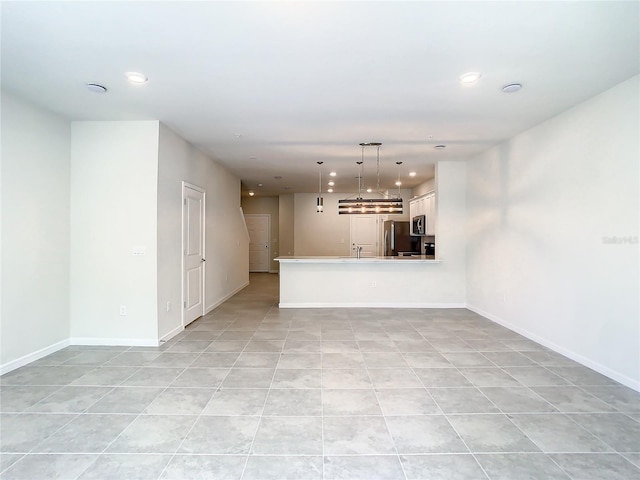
left=383, top=220, right=420, bottom=256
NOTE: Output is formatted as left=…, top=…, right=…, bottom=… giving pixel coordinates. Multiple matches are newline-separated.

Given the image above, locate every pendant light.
left=338, top=143, right=403, bottom=215
left=316, top=161, right=324, bottom=213
left=395, top=161, right=403, bottom=198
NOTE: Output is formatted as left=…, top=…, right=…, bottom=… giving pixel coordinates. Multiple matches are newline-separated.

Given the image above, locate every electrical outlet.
left=119, top=305, right=127, bottom=316
left=371, top=281, right=377, bottom=288
left=166, top=301, right=171, bottom=312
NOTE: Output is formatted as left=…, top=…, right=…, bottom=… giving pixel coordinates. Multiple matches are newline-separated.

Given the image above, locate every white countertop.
left=276, top=255, right=441, bottom=264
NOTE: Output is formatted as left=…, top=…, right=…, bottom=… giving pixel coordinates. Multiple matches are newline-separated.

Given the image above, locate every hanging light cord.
left=376, top=145, right=381, bottom=192
left=360, top=145, right=365, bottom=198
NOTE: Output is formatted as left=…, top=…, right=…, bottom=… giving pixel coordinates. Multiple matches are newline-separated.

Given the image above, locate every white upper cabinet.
left=425, top=192, right=436, bottom=235
left=409, top=191, right=436, bottom=236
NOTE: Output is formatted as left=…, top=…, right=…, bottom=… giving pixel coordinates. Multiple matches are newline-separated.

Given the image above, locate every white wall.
left=157, top=124, right=249, bottom=340
left=466, top=75, right=639, bottom=389
left=70, top=121, right=160, bottom=344
left=279, top=194, right=295, bottom=257
left=434, top=161, right=467, bottom=301
left=294, top=193, right=352, bottom=256
left=412, top=177, right=436, bottom=197
left=1, top=91, right=71, bottom=369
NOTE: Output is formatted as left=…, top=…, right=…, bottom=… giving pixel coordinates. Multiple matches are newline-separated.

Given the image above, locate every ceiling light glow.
left=409, top=171, right=417, bottom=177
left=327, top=188, right=333, bottom=193
left=328, top=181, right=335, bottom=186
left=248, top=191, right=255, bottom=196
left=459, top=72, right=481, bottom=85
left=329, top=171, right=337, bottom=177
left=126, top=72, right=148, bottom=84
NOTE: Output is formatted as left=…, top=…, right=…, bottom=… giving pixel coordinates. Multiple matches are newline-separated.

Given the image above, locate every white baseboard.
left=467, top=304, right=640, bottom=393
left=279, top=302, right=467, bottom=309
left=0, top=338, right=70, bottom=375
left=69, top=337, right=159, bottom=347
left=205, top=281, right=250, bottom=314
left=160, top=325, right=184, bottom=343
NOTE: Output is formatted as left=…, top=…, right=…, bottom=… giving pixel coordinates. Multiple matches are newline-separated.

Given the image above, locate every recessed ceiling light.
left=248, top=191, right=255, bottom=196
left=257, top=183, right=263, bottom=187
left=434, top=145, right=447, bottom=150
left=459, top=72, right=482, bottom=85
left=395, top=181, right=402, bottom=186
left=327, top=188, right=333, bottom=193
left=284, top=186, right=292, bottom=190
left=329, top=171, right=337, bottom=177
left=86, top=83, right=107, bottom=93
left=502, top=83, right=523, bottom=93
left=274, top=176, right=282, bottom=180
left=366, top=188, right=372, bottom=193
left=409, top=172, right=417, bottom=177
left=125, top=72, right=148, bottom=85
left=328, top=181, right=335, bottom=186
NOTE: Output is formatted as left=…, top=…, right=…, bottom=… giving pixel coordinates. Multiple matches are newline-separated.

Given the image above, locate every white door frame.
left=245, top=213, right=271, bottom=272
left=181, top=181, right=206, bottom=327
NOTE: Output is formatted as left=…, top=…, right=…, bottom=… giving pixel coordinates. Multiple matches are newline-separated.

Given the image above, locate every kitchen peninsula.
left=276, top=256, right=465, bottom=308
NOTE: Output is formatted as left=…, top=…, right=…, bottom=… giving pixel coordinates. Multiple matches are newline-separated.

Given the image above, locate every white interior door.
left=245, top=214, right=270, bottom=272
left=350, top=215, right=378, bottom=257
left=183, top=183, right=205, bottom=326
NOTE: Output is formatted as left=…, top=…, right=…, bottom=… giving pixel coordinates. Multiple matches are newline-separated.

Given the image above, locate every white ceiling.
left=2, top=1, right=638, bottom=196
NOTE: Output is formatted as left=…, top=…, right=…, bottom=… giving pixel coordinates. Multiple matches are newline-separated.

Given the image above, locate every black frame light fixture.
left=338, top=143, right=404, bottom=215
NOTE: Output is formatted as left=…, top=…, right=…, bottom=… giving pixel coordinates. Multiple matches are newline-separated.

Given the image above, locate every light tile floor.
left=1, top=273, right=639, bottom=479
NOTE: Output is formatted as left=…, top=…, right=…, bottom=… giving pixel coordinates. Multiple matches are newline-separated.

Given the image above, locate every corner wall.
left=157, top=124, right=249, bottom=340
left=433, top=161, right=467, bottom=303
left=466, top=75, right=639, bottom=389
left=1, top=91, right=71, bottom=370
left=70, top=121, right=160, bottom=345
left=279, top=194, right=295, bottom=257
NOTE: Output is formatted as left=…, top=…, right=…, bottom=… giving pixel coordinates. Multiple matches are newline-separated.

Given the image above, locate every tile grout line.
left=91, top=346, right=215, bottom=480
left=237, top=300, right=281, bottom=480
left=400, top=320, right=492, bottom=479
left=360, top=318, right=412, bottom=480
left=156, top=309, right=252, bottom=478
left=320, top=319, right=325, bottom=480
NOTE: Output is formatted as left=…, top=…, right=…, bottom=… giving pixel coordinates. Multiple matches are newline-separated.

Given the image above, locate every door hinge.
left=184, top=198, right=187, bottom=206
left=183, top=301, right=186, bottom=308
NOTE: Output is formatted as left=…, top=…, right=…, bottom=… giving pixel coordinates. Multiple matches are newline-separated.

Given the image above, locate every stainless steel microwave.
left=411, top=215, right=426, bottom=236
